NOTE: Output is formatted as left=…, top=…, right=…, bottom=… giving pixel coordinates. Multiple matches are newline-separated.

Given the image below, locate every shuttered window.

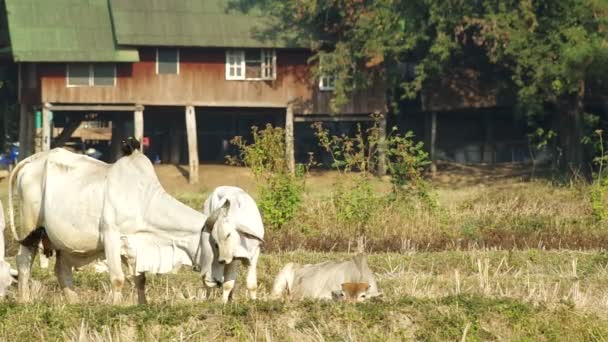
left=93, top=64, right=116, bottom=86
left=156, top=48, right=179, bottom=75
left=67, top=64, right=90, bottom=86
left=67, top=63, right=116, bottom=87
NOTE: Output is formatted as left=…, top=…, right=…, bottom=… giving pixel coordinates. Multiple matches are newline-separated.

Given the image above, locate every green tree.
left=467, top=0, right=608, bottom=170
left=231, top=0, right=608, bottom=170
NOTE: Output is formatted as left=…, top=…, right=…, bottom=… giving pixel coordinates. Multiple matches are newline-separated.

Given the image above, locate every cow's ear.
left=204, top=209, right=221, bottom=232
left=236, top=223, right=264, bottom=243
left=221, top=198, right=231, bottom=211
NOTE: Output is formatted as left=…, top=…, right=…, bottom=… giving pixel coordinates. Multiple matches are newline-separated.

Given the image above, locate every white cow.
left=200, top=186, right=264, bottom=303
left=8, top=148, right=213, bottom=304
left=0, top=200, right=18, bottom=298
left=271, top=254, right=381, bottom=301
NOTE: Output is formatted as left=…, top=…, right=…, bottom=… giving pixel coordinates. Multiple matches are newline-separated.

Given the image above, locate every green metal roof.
left=110, top=0, right=304, bottom=48
left=4, top=0, right=139, bottom=62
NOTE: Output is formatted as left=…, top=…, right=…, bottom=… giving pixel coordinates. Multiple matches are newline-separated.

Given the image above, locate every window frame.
left=318, top=74, right=336, bottom=91
left=92, top=63, right=117, bottom=86
left=66, top=63, right=116, bottom=87
left=156, top=48, right=180, bottom=75
left=225, top=49, right=276, bottom=81
left=225, top=50, right=245, bottom=80
left=318, top=56, right=336, bottom=91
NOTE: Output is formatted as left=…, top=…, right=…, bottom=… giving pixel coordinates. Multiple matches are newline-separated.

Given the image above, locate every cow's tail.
left=8, top=153, right=43, bottom=242
left=270, top=262, right=296, bottom=299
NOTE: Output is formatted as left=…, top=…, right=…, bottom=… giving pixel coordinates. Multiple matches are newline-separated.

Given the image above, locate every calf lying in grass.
left=271, top=254, right=381, bottom=302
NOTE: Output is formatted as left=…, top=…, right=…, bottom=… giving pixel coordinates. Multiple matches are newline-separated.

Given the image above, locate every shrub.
left=227, top=124, right=307, bottom=230
left=589, top=130, right=608, bottom=222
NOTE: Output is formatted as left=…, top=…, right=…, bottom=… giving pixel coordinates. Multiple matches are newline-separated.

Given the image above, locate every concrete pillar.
left=134, top=105, right=144, bottom=151
left=185, top=105, right=199, bottom=184
left=285, top=104, right=295, bottom=173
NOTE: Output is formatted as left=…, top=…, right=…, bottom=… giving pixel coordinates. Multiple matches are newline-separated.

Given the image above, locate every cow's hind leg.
left=270, top=262, right=296, bottom=300
left=134, top=273, right=147, bottom=305
left=55, top=251, right=79, bottom=303
left=222, top=261, right=239, bottom=304
left=16, top=244, right=37, bottom=302
left=246, top=247, right=260, bottom=300
left=103, top=230, right=125, bottom=304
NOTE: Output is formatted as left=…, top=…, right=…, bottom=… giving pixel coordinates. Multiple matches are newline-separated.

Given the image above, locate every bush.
left=228, top=124, right=306, bottom=230
left=258, top=172, right=304, bottom=229
left=589, top=130, right=608, bottom=222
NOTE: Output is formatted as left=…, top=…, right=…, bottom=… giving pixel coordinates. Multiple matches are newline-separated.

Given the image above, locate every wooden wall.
left=34, top=48, right=386, bottom=115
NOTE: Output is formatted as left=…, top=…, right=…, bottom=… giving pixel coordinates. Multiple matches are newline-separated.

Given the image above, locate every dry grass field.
left=0, top=163, right=607, bottom=341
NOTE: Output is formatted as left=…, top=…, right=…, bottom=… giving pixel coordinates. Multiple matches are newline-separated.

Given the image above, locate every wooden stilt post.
left=377, top=111, right=387, bottom=176
left=429, top=111, right=437, bottom=176
left=285, top=103, right=295, bottom=174
left=41, top=103, right=51, bottom=152
left=185, top=105, right=199, bottom=184
left=134, top=105, right=144, bottom=150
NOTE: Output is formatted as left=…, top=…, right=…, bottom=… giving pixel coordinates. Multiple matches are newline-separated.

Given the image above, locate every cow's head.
left=331, top=282, right=371, bottom=303
left=0, top=260, right=16, bottom=298
left=204, top=199, right=263, bottom=266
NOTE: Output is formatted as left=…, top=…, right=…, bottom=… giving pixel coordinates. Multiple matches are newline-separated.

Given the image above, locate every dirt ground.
left=0, top=160, right=539, bottom=199
left=153, top=160, right=538, bottom=196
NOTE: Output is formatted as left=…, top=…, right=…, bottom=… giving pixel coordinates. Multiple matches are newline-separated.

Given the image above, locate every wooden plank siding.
left=33, top=48, right=386, bottom=115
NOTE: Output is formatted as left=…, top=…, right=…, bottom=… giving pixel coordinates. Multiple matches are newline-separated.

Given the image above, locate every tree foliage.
left=232, top=0, right=608, bottom=168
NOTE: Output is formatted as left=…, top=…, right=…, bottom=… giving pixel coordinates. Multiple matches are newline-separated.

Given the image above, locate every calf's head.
left=332, top=282, right=371, bottom=303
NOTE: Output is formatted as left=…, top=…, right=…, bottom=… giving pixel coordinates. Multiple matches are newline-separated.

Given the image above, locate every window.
left=226, top=50, right=244, bottom=79
left=319, top=74, right=336, bottom=91
left=225, top=49, right=276, bottom=80
left=156, top=48, right=179, bottom=74
left=67, top=63, right=116, bottom=87
left=93, top=64, right=116, bottom=86
left=318, top=56, right=336, bottom=91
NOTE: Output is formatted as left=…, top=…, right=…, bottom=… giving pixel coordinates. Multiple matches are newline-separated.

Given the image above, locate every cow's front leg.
left=222, top=261, right=239, bottom=304
left=246, top=247, right=260, bottom=300
left=103, top=230, right=125, bottom=304
left=134, top=273, right=147, bottom=305
left=55, top=251, right=79, bottom=303
left=16, top=244, right=37, bottom=302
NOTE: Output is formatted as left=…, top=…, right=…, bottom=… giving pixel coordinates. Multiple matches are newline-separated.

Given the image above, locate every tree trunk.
left=557, top=81, right=585, bottom=172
